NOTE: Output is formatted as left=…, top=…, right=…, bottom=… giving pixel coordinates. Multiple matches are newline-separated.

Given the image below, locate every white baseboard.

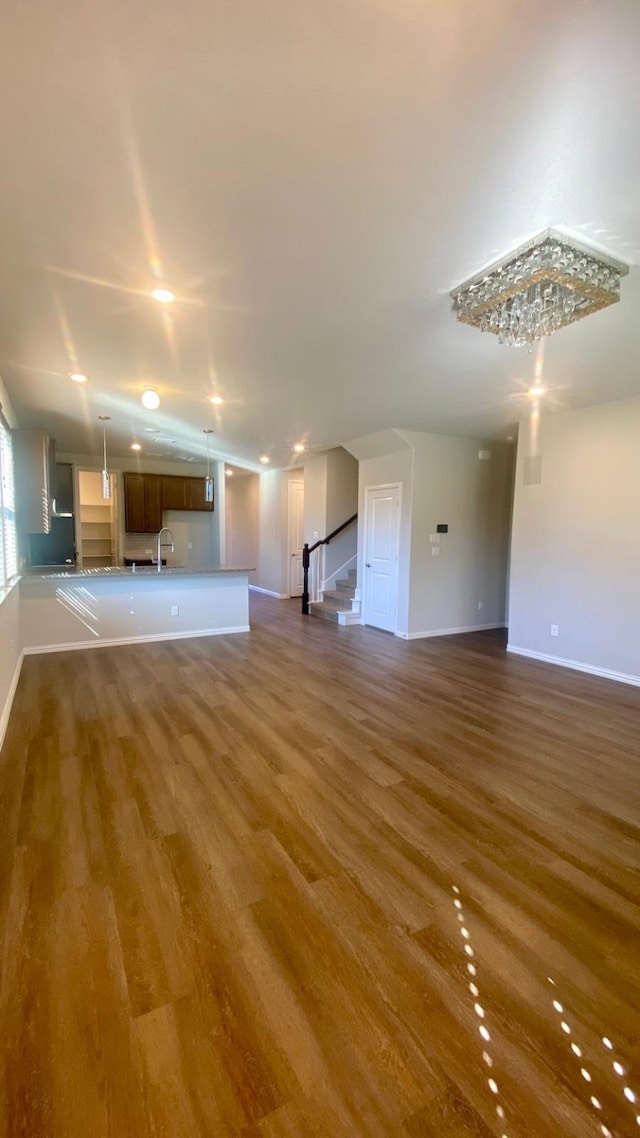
left=0, top=650, right=25, bottom=751
left=249, top=586, right=289, bottom=599
left=22, top=625, right=250, bottom=657
left=507, top=644, right=640, bottom=688
left=397, top=622, right=505, bottom=641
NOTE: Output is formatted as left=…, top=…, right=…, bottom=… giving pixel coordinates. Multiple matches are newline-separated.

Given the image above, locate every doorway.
left=76, top=469, right=117, bottom=568
left=362, top=483, right=401, bottom=632
left=288, top=479, right=304, bottom=597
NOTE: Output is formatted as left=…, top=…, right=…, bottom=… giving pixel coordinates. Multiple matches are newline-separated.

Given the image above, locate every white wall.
left=508, top=396, right=640, bottom=683
left=404, top=432, right=513, bottom=636
left=325, top=448, right=358, bottom=583
left=225, top=473, right=259, bottom=583
left=303, top=454, right=328, bottom=545
left=255, top=467, right=303, bottom=596
left=0, top=374, right=18, bottom=429
left=0, top=585, right=21, bottom=750
left=351, top=428, right=513, bottom=639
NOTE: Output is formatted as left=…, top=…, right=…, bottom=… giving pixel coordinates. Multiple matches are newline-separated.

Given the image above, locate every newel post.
left=302, top=543, right=310, bottom=614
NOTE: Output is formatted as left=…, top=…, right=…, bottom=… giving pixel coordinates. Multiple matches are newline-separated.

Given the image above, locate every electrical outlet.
left=478, top=600, right=483, bottom=611
left=550, top=624, right=559, bottom=637
left=431, top=546, right=440, bottom=558
left=171, top=605, right=179, bottom=617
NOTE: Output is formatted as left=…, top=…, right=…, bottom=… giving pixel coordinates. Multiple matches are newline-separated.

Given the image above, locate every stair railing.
left=302, top=513, right=357, bottom=614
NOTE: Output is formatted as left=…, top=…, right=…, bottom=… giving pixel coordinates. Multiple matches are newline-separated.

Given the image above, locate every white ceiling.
left=1, top=0, right=639, bottom=470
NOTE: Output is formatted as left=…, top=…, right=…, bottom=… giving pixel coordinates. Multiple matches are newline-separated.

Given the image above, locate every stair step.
left=320, top=590, right=354, bottom=610
left=309, top=601, right=340, bottom=622
left=335, top=579, right=356, bottom=595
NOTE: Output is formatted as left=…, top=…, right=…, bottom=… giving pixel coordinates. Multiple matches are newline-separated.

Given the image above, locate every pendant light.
left=99, top=414, right=112, bottom=500
left=203, top=428, right=214, bottom=503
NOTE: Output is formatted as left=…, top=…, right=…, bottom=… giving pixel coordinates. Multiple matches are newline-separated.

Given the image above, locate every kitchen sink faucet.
left=156, top=527, right=175, bottom=572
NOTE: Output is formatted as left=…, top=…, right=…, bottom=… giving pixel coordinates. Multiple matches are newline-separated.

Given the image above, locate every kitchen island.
left=19, top=566, right=251, bottom=654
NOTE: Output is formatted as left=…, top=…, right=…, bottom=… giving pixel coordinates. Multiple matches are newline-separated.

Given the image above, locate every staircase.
left=309, top=569, right=361, bottom=625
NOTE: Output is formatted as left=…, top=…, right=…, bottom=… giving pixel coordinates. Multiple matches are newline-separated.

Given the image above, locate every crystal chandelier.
left=451, top=230, right=628, bottom=349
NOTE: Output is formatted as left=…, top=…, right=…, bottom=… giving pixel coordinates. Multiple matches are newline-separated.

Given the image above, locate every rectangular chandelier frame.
left=451, top=229, right=628, bottom=341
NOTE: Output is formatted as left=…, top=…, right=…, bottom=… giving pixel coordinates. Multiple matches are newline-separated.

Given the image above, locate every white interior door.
left=288, top=479, right=305, bottom=597
left=363, top=484, right=401, bottom=632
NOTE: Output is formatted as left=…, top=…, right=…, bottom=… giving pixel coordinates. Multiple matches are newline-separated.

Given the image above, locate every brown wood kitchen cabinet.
left=123, top=473, right=163, bottom=533
left=187, top=476, right=214, bottom=512
left=161, top=475, right=189, bottom=511
left=124, top=472, right=214, bottom=531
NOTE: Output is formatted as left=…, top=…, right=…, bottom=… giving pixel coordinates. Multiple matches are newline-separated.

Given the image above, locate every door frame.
left=287, top=478, right=305, bottom=598
left=361, top=482, right=402, bottom=633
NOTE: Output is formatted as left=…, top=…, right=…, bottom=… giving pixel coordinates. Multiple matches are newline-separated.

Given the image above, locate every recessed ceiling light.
left=259, top=455, right=270, bottom=464
left=528, top=385, right=546, bottom=396
left=69, top=372, right=88, bottom=383
left=225, top=469, right=233, bottom=477
left=144, top=427, right=160, bottom=433
left=293, top=443, right=305, bottom=453
left=209, top=395, right=224, bottom=405
left=141, top=388, right=160, bottom=410
left=130, top=442, right=142, bottom=451
left=150, top=287, right=175, bottom=304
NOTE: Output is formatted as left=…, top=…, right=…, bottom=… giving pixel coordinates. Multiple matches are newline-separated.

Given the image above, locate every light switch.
left=429, top=533, right=440, bottom=544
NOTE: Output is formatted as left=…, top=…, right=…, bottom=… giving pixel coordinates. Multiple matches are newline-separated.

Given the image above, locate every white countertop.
left=22, top=565, right=253, bottom=581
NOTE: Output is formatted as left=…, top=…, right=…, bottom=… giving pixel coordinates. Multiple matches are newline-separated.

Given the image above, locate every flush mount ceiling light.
left=293, top=443, right=305, bottom=453
left=130, top=442, right=142, bottom=451
left=69, top=372, right=88, bottom=383
left=98, top=414, right=112, bottom=500
left=451, top=229, right=628, bottom=350
left=209, top=395, right=224, bottom=405
left=225, top=468, right=233, bottom=477
left=150, top=287, right=175, bottom=304
left=528, top=385, right=546, bottom=397
left=141, top=387, right=160, bottom=410
left=259, top=455, right=270, bottom=465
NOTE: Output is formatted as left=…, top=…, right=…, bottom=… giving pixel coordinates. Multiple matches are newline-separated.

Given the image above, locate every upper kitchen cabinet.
left=13, top=430, right=52, bottom=533
left=123, top=472, right=214, bottom=531
left=161, top=475, right=189, bottom=511
left=123, top=473, right=163, bottom=533
left=187, top=476, right=214, bottom=512
left=161, top=474, right=214, bottom=512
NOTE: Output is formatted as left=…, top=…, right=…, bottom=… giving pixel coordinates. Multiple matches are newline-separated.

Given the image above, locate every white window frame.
left=0, top=411, right=18, bottom=586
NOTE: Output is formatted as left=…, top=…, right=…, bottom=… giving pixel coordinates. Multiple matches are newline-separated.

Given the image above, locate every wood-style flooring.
left=1, top=594, right=640, bottom=1137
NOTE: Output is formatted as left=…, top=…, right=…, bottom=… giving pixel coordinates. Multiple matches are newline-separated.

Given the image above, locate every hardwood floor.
left=1, top=593, right=640, bottom=1137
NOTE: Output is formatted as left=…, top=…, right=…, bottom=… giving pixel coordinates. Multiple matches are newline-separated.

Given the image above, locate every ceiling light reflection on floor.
left=451, top=887, right=511, bottom=1137
left=547, top=977, right=639, bottom=1134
